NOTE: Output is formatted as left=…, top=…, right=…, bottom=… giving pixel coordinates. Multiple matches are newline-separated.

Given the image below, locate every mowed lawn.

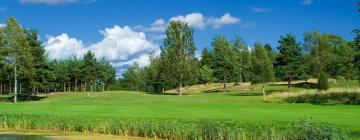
left=0, top=82, right=359, bottom=133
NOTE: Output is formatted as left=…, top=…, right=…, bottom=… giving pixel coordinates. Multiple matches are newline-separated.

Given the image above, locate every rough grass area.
left=264, top=89, right=360, bottom=105
left=0, top=114, right=347, bottom=140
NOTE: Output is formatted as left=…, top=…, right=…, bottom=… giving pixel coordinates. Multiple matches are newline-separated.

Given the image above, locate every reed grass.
left=264, top=89, right=360, bottom=105
left=0, top=114, right=347, bottom=140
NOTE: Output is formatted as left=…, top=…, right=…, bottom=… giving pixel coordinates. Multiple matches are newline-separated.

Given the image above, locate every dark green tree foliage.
left=198, top=65, right=214, bottom=84
left=200, top=47, right=211, bottom=66
left=264, top=43, right=277, bottom=64
left=233, top=36, right=251, bottom=84
left=5, top=17, right=34, bottom=100
left=331, top=40, right=356, bottom=88
left=275, top=34, right=306, bottom=90
left=0, top=17, right=116, bottom=96
left=251, top=42, right=274, bottom=96
left=122, top=62, right=141, bottom=92
left=317, top=72, right=329, bottom=90
left=26, top=29, right=49, bottom=94
left=210, top=36, right=236, bottom=92
left=304, top=32, right=335, bottom=90
left=162, top=21, right=196, bottom=95
left=98, top=58, right=116, bottom=91
left=82, top=51, right=98, bottom=93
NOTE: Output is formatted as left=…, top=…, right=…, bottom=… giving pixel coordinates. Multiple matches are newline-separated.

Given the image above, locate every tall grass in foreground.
left=264, top=89, right=360, bottom=104
left=0, top=114, right=348, bottom=140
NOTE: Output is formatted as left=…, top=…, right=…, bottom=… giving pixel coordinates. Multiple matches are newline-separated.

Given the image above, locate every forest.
left=121, top=20, right=360, bottom=95
left=0, top=17, right=116, bottom=102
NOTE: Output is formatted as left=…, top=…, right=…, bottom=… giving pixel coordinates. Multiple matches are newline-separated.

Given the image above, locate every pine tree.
left=5, top=17, right=34, bottom=102
left=82, top=51, right=97, bottom=94
left=275, top=34, right=305, bottom=90
left=233, top=36, right=251, bottom=84
left=210, top=36, right=236, bottom=92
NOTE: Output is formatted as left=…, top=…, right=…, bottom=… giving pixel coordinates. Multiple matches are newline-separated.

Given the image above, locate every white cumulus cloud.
left=207, top=13, right=240, bottom=29
left=44, top=25, right=159, bottom=74
left=170, top=13, right=207, bottom=29
left=44, top=33, right=85, bottom=60
left=88, top=25, right=159, bottom=62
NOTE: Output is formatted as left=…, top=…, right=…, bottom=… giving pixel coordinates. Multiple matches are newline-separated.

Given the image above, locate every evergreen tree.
left=251, top=42, right=274, bottom=96
left=233, top=36, right=251, bottom=84
left=198, top=65, right=215, bottom=84
left=82, top=51, right=97, bottom=94
left=200, top=47, right=211, bottom=66
left=26, top=29, right=49, bottom=94
left=210, top=36, right=236, bottom=92
left=5, top=17, right=34, bottom=102
left=275, top=34, right=306, bottom=90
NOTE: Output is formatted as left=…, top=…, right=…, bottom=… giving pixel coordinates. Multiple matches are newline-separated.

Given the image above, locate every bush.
left=318, top=72, right=329, bottom=90
left=266, top=91, right=360, bottom=105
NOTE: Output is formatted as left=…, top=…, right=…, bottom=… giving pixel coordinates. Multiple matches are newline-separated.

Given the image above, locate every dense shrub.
left=283, top=91, right=360, bottom=104
left=0, top=114, right=349, bottom=140
left=318, top=72, right=329, bottom=90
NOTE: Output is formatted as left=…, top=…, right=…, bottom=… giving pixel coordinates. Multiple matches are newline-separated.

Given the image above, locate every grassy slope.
left=0, top=80, right=359, bottom=133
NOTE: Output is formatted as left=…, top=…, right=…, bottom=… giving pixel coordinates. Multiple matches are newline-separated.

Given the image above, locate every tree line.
left=0, top=17, right=116, bottom=102
left=121, top=19, right=360, bottom=95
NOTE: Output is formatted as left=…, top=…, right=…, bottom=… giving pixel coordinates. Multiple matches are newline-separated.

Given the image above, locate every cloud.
left=135, top=12, right=240, bottom=34
left=44, top=33, right=85, bottom=60
left=19, top=0, right=79, bottom=5
left=0, top=24, right=6, bottom=28
left=88, top=25, right=159, bottom=62
left=44, top=25, right=159, bottom=75
left=170, top=13, right=207, bottom=29
left=249, top=6, right=272, bottom=13
left=207, top=13, right=240, bottom=29
left=302, top=0, right=312, bottom=5
left=134, top=19, right=166, bottom=33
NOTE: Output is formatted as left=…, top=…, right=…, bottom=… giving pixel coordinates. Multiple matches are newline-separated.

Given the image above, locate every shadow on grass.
left=269, top=82, right=318, bottom=89
left=0, top=94, right=47, bottom=102
left=226, top=93, right=264, bottom=96
left=145, top=92, right=189, bottom=96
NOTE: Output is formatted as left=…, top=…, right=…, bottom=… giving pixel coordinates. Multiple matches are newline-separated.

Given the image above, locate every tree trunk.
left=162, top=88, right=165, bottom=93
left=262, top=83, right=265, bottom=96
left=0, top=81, right=2, bottom=94
left=75, top=79, right=77, bottom=92
left=346, top=79, right=349, bottom=89
left=63, top=83, right=66, bottom=92
left=68, top=83, right=71, bottom=92
left=90, top=80, right=93, bottom=93
left=178, top=82, right=182, bottom=95
left=223, top=82, right=227, bottom=92
left=239, top=74, right=243, bottom=85
left=102, top=83, right=104, bottom=92
left=107, top=85, right=110, bottom=92
left=287, top=80, right=291, bottom=91
left=85, top=82, right=87, bottom=92
left=19, top=84, right=22, bottom=94
left=32, top=85, right=35, bottom=95
left=14, top=64, right=17, bottom=103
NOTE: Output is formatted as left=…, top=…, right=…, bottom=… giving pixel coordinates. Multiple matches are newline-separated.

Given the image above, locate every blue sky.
left=0, top=0, right=359, bottom=74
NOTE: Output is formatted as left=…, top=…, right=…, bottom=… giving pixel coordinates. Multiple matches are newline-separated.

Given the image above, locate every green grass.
left=0, top=79, right=359, bottom=139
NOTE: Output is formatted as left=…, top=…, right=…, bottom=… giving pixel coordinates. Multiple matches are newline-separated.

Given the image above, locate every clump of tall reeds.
left=0, top=114, right=348, bottom=140
left=264, top=89, right=360, bottom=105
